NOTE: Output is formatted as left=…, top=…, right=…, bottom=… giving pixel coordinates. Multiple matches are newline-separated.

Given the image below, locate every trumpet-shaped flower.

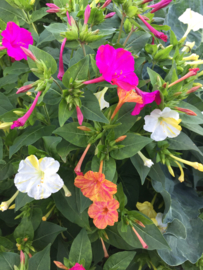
left=94, top=87, right=109, bottom=110
left=149, top=0, right=172, bottom=13
left=57, top=38, right=67, bottom=81
left=70, top=263, right=86, bottom=270
left=143, top=107, right=182, bottom=141
left=1, top=22, right=33, bottom=61
left=178, top=9, right=203, bottom=38
left=14, top=155, right=64, bottom=200
left=132, top=87, right=161, bottom=116
left=111, top=87, right=143, bottom=119
left=84, top=44, right=139, bottom=91
left=136, top=201, right=157, bottom=219
left=183, top=53, right=199, bottom=61
left=74, top=171, right=117, bottom=201
left=138, top=151, right=154, bottom=168
left=88, top=199, right=119, bottom=229
left=182, top=41, right=195, bottom=52
left=156, top=213, right=168, bottom=233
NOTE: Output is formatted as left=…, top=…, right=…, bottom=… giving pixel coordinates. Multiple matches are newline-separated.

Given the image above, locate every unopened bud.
left=53, top=261, right=69, bottom=270
left=28, top=253, right=32, bottom=258
left=20, top=47, right=37, bottom=62
left=135, top=220, right=145, bottom=227
left=16, top=84, right=34, bottom=94
left=105, top=12, right=116, bottom=19
left=84, top=5, right=91, bottom=24
left=115, top=135, right=127, bottom=143
left=101, top=0, right=111, bottom=8
left=77, top=126, right=91, bottom=132
left=174, top=106, right=197, bottom=116
left=8, top=203, right=15, bottom=209
left=23, top=238, right=28, bottom=242
left=16, top=244, right=21, bottom=251
left=141, top=0, right=153, bottom=3
left=42, top=216, right=47, bottom=221
left=173, top=91, right=182, bottom=97
left=104, top=232, right=109, bottom=240
left=187, top=84, right=202, bottom=94
left=20, top=250, right=25, bottom=265
left=46, top=3, right=60, bottom=13
left=162, top=82, right=167, bottom=88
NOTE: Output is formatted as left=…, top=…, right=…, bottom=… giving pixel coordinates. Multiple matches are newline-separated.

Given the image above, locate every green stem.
left=53, top=78, right=63, bottom=92
left=117, top=12, right=125, bottom=43
left=43, top=105, right=50, bottom=125
left=32, top=22, right=38, bottom=35
left=123, top=26, right=137, bottom=47
left=70, top=49, right=74, bottom=59
left=81, top=43, right=86, bottom=57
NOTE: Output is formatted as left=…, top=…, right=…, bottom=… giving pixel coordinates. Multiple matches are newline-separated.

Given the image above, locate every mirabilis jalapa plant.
left=1, top=0, right=203, bottom=269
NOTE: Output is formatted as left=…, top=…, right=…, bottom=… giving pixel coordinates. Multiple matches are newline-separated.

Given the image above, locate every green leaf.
left=118, top=222, right=170, bottom=250
left=81, top=90, right=109, bottom=123
left=54, top=0, right=68, bottom=7
left=30, top=7, right=48, bottom=23
left=15, top=192, right=34, bottom=212
left=0, top=0, right=27, bottom=25
left=103, top=251, right=136, bottom=270
left=59, top=99, right=74, bottom=127
left=88, top=8, right=104, bottom=25
left=111, top=134, right=152, bottom=160
left=166, top=218, right=186, bottom=239
left=43, top=84, right=62, bottom=105
left=53, top=122, right=91, bottom=147
left=28, top=244, right=51, bottom=270
left=0, top=236, right=14, bottom=250
left=33, top=222, right=66, bottom=250
left=91, top=156, right=116, bottom=181
left=113, top=103, right=138, bottom=137
left=3, top=62, right=29, bottom=76
left=57, top=140, right=79, bottom=162
left=0, top=138, right=3, bottom=160
left=27, top=45, right=57, bottom=79
left=0, top=74, right=18, bottom=89
left=0, top=93, right=13, bottom=116
left=0, top=253, right=20, bottom=270
left=147, top=67, right=165, bottom=87
left=14, top=217, right=34, bottom=241
left=69, top=229, right=92, bottom=269
left=37, top=29, right=56, bottom=47
left=179, top=101, right=203, bottom=125
left=154, top=45, right=173, bottom=61
left=9, top=125, right=55, bottom=158
left=43, top=136, right=62, bottom=157
left=62, top=56, right=89, bottom=88
left=167, top=132, right=203, bottom=156
left=131, top=154, right=151, bottom=185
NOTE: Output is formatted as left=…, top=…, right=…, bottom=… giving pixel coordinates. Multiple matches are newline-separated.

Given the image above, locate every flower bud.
left=84, top=5, right=91, bottom=24
left=101, top=0, right=111, bottom=8
left=135, top=220, right=145, bottom=227
left=16, top=84, right=34, bottom=94
left=20, top=250, right=25, bottom=265
left=53, top=261, right=69, bottom=270
left=77, top=126, right=91, bottom=132
left=105, top=12, right=116, bottom=19
left=174, top=106, right=197, bottom=116
left=183, top=53, right=199, bottom=61
left=115, top=135, right=127, bottom=143
left=46, top=3, right=60, bottom=13
left=187, top=84, right=202, bottom=94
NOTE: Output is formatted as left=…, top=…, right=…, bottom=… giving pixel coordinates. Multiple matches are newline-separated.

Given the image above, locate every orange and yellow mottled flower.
left=74, top=171, right=117, bottom=201
left=111, top=87, right=143, bottom=119
left=88, top=199, right=119, bottom=229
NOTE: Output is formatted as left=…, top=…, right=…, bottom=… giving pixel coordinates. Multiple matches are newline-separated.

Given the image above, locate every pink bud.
left=149, top=0, right=172, bottom=13
left=46, top=3, right=60, bottom=13
left=105, top=12, right=116, bottom=19
left=20, top=250, right=25, bottom=265
left=101, top=0, right=111, bottom=8
left=0, top=46, right=6, bottom=51
left=66, top=11, right=72, bottom=26
left=57, top=38, right=67, bottom=81
left=84, top=5, right=91, bottom=25
left=76, top=106, right=84, bottom=125
left=141, top=0, right=153, bottom=3
left=20, top=47, right=37, bottom=62
left=187, top=85, right=202, bottom=94
left=16, top=84, right=34, bottom=94
left=151, top=37, right=155, bottom=44
left=174, top=107, right=197, bottom=116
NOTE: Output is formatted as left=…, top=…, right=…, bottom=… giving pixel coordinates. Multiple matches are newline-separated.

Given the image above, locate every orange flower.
left=111, top=87, right=143, bottom=119
left=74, top=171, right=117, bottom=201
left=88, top=199, right=119, bottom=229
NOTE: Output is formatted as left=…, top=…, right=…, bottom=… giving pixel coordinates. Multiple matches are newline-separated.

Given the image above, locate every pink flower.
left=168, top=68, right=200, bottom=88
left=20, top=251, right=25, bottom=265
left=149, top=0, right=172, bottom=13
left=84, top=44, right=139, bottom=91
left=70, top=263, right=86, bottom=270
left=66, top=11, right=72, bottom=26
left=76, top=106, right=83, bottom=126
left=84, top=5, right=91, bottom=24
left=57, top=38, right=67, bottom=81
left=101, top=0, right=112, bottom=8
left=1, top=22, right=33, bottom=61
left=105, top=12, right=116, bottom=19
left=131, top=87, right=161, bottom=115
left=11, top=91, right=41, bottom=129
left=46, top=3, right=60, bottom=13
left=137, top=14, right=167, bottom=42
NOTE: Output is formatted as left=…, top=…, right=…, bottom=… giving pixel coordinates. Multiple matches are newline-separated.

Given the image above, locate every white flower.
left=178, top=9, right=203, bottom=38
left=0, top=202, right=9, bottom=212
left=144, top=159, right=154, bottom=168
left=14, top=155, right=64, bottom=200
left=144, top=107, right=182, bottom=141
left=155, top=213, right=168, bottom=233
left=94, top=87, right=109, bottom=110
left=182, top=41, right=195, bottom=52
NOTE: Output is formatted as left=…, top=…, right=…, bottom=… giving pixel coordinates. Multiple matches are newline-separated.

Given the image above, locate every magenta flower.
left=57, top=38, right=67, bottom=81
left=46, top=3, right=60, bottom=13
left=149, top=0, right=172, bottom=13
left=1, top=22, right=33, bottom=61
left=76, top=106, right=84, bottom=126
left=105, top=12, right=116, bottom=19
left=11, top=92, right=41, bottom=129
left=84, top=44, right=139, bottom=91
left=70, top=263, right=86, bottom=270
left=137, top=14, right=167, bottom=42
left=84, top=5, right=91, bottom=24
left=131, top=87, right=161, bottom=115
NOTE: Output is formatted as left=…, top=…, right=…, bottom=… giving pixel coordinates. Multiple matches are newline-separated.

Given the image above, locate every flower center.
left=38, top=170, right=45, bottom=183
left=103, top=207, right=109, bottom=214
